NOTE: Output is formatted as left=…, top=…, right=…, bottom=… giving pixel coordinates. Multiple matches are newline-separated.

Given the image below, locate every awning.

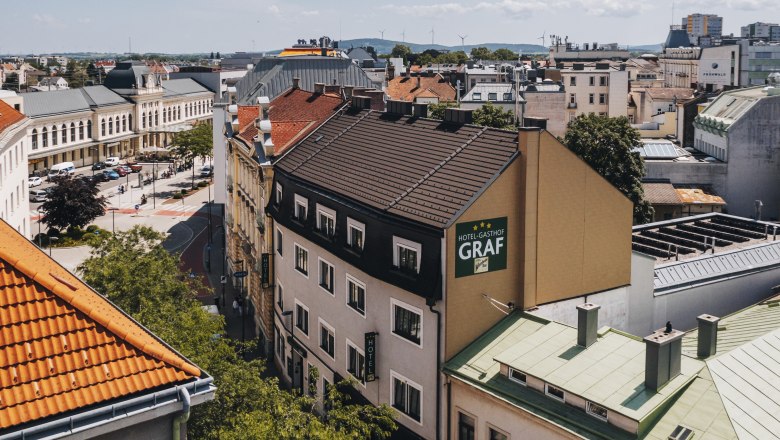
left=140, top=146, right=171, bottom=153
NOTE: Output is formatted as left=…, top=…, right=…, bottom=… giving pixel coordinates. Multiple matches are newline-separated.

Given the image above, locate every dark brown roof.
left=275, top=109, right=519, bottom=228
left=643, top=182, right=683, bottom=205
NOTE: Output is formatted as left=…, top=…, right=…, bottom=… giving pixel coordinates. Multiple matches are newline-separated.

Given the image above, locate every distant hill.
left=626, top=43, right=663, bottom=53
left=335, top=38, right=548, bottom=55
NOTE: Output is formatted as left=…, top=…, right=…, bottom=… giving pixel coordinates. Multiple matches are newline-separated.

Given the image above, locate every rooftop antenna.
left=379, top=29, right=385, bottom=40
left=128, top=36, right=132, bottom=54
left=538, top=30, right=546, bottom=47
left=458, top=34, right=468, bottom=52
left=671, top=0, right=675, bottom=26
left=401, top=28, right=406, bottom=43
left=431, top=27, right=435, bottom=45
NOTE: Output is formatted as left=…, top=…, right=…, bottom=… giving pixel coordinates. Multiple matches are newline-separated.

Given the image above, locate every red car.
left=113, top=166, right=129, bottom=177
left=126, top=162, right=143, bottom=173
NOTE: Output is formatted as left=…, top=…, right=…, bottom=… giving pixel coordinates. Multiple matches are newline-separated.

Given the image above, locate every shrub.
left=86, top=224, right=99, bottom=233
left=197, top=181, right=208, bottom=188
left=34, top=233, right=50, bottom=246
left=66, top=226, right=84, bottom=239
left=47, top=228, right=61, bottom=237
left=173, top=193, right=183, bottom=199
left=181, top=189, right=189, bottom=195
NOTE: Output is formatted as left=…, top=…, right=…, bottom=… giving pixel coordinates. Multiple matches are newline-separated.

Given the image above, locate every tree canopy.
left=427, top=102, right=516, bottom=130
left=563, top=114, right=653, bottom=223
left=171, top=123, right=214, bottom=188
left=40, top=177, right=107, bottom=231
left=390, top=44, right=412, bottom=62
left=78, top=226, right=396, bottom=439
left=470, top=47, right=493, bottom=60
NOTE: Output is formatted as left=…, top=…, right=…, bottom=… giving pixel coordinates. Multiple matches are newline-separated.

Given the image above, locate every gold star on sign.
left=480, top=222, right=485, bottom=228
left=487, top=223, right=492, bottom=229
left=473, top=225, right=478, bottom=231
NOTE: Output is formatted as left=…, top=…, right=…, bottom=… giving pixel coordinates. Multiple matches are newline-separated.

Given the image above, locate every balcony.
left=567, top=102, right=578, bottom=109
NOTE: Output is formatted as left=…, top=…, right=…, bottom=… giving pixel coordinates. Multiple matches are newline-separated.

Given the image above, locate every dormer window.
left=508, top=368, right=526, bottom=385
left=586, top=401, right=608, bottom=421
left=347, top=217, right=364, bottom=251
left=316, top=204, right=336, bottom=237
left=275, top=183, right=283, bottom=205
left=294, top=194, right=307, bottom=222
left=545, top=384, right=565, bottom=402
left=472, top=92, right=482, bottom=101
left=393, top=236, right=421, bottom=275
left=488, top=92, right=498, bottom=101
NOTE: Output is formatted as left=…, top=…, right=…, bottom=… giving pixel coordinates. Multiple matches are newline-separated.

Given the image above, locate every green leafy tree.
left=428, top=102, right=452, bottom=120
left=171, top=123, right=213, bottom=188
left=436, top=51, right=468, bottom=65
left=40, top=177, right=107, bottom=231
left=473, top=102, right=516, bottom=129
left=470, top=47, right=494, bottom=60
left=390, top=44, right=412, bottom=62
left=493, top=48, right=519, bottom=61
left=78, top=226, right=397, bottom=440
left=563, top=114, right=653, bottom=223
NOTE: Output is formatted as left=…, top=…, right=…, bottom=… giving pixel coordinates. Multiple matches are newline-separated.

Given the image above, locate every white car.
left=104, top=157, right=120, bottom=166
left=28, top=176, right=42, bottom=188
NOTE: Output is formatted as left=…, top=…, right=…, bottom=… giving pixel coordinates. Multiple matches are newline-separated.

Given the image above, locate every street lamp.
left=109, top=207, right=118, bottom=234
left=48, top=236, right=58, bottom=257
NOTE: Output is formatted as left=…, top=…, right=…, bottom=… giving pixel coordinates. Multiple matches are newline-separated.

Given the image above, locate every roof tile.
left=386, top=74, right=456, bottom=102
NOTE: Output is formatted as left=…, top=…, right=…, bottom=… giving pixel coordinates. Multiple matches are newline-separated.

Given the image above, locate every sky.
left=3, top=0, right=775, bottom=54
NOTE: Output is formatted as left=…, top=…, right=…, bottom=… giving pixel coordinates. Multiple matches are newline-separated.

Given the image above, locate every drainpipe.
left=427, top=297, right=442, bottom=440
left=446, top=377, right=452, bottom=440
left=171, top=386, right=191, bottom=440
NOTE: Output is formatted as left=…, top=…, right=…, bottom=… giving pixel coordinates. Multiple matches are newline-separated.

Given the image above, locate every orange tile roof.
left=235, top=88, right=343, bottom=155
left=675, top=187, right=726, bottom=205
left=386, top=74, right=456, bottom=102
left=0, top=220, right=201, bottom=430
left=0, top=100, right=25, bottom=134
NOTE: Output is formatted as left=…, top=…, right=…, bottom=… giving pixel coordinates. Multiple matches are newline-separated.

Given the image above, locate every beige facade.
left=523, top=91, right=567, bottom=138
left=659, top=48, right=701, bottom=88
left=560, top=66, right=628, bottom=120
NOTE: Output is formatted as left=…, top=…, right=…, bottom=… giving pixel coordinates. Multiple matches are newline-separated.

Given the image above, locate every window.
left=319, top=258, right=334, bottom=294
left=78, top=122, right=84, bottom=140
left=391, top=372, right=421, bottom=423
left=122, top=115, right=127, bottom=132
left=458, top=412, right=475, bottom=440
left=347, top=218, right=364, bottom=250
left=508, top=368, right=527, bottom=385
left=599, top=76, right=608, bottom=86
left=108, top=117, right=113, bottom=135
left=316, top=204, right=336, bottom=237
left=394, top=236, right=421, bottom=275
left=503, top=92, right=512, bottom=101
left=599, top=93, right=607, bottom=104
left=275, top=183, right=283, bottom=205
left=276, top=228, right=283, bottom=256
left=392, top=299, right=422, bottom=346
left=346, top=275, right=366, bottom=316
left=589, top=76, right=595, bottom=86
left=51, top=126, right=57, bottom=146
left=488, top=92, right=497, bottom=101
left=275, top=326, right=285, bottom=359
left=569, top=76, right=576, bottom=86
left=319, top=319, right=335, bottom=358
left=87, top=120, right=92, bottom=137
left=42, top=127, right=49, bottom=148
left=488, top=427, right=509, bottom=440
left=295, top=301, right=309, bottom=336
left=669, top=425, right=694, bottom=440
left=323, top=377, right=332, bottom=410
left=70, top=123, right=75, bottom=142
left=294, top=194, right=308, bottom=222
left=569, top=93, right=576, bottom=104
left=586, top=401, right=608, bottom=421
left=294, top=244, right=308, bottom=276
left=347, top=341, right=365, bottom=383
left=101, top=119, right=106, bottom=136
left=31, top=129, right=38, bottom=149
left=545, top=384, right=565, bottom=401
left=276, top=283, right=284, bottom=310
left=472, top=92, right=482, bottom=101
left=588, top=93, right=594, bottom=104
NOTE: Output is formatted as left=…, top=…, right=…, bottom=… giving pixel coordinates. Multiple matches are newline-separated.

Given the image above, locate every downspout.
left=171, top=386, right=191, bottom=440
left=427, top=298, right=442, bottom=440
left=446, top=376, right=452, bottom=440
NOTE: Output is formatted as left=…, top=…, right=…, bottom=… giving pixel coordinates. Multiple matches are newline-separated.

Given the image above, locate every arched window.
left=155, top=110, right=159, bottom=126
left=128, top=114, right=133, bottom=130
left=147, top=112, right=152, bottom=128
left=115, top=117, right=119, bottom=134
left=52, top=125, right=58, bottom=146
left=61, top=124, right=67, bottom=144
left=42, top=127, right=48, bottom=148
left=87, top=120, right=92, bottom=137
left=101, top=119, right=106, bottom=136
left=108, top=117, right=113, bottom=135
left=31, top=129, right=38, bottom=149
left=141, top=112, right=146, bottom=129
left=70, top=123, right=75, bottom=142
left=163, top=108, right=167, bottom=123
left=122, top=115, right=127, bottom=132
left=79, top=122, right=84, bottom=140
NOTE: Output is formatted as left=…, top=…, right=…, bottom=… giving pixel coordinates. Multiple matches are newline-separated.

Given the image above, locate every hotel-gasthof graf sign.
left=455, top=217, right=507, bottom=278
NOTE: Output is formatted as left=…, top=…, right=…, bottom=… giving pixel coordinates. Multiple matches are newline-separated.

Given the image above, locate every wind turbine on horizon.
left=379, top=29, right=385, bottom=40
left=458, top=34, right=467, bottom=52
left=538, top=31, right=547, bottom=47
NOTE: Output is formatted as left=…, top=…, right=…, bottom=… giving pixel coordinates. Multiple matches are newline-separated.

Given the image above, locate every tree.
left=435, top=51, right=468, bottom=65
left=470, top=47, right=493, bottom=60
left=216, top=52, right=221, bottom=59
left=473, top=102, right=516, bottom=129
left=563, top=114, right=653, bottom=223
left=171, top=123, right=213, bottom=188
left=493, top=48, right=518, bottom=61
left=390, top=44, right=412, bottom=62
left=78, top=226, right=397, bottom=440
left=210, top=51, right=215, bottom=59
left=40, top=177, right=107, bottom=231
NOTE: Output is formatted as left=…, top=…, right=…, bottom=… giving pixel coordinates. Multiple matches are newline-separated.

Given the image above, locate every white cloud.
left=301, top=10, right=320, bottom=16
left=268, top=4, right=280, bottom=15
left=383, top=0, right=647, bottom=18
left=77, top=17, right=92, bottom=24
left=32, top=14, right=59, bottom=25
left=381, top=3, right=468, bottom=17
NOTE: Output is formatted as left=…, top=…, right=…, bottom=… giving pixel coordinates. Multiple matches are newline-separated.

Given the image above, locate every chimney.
left=292, top=77, right=300, bottom=89
left=314, top=82, right=325, bottom=94
left=576, top=303, right=600, bottom=348
left=321, top=47, right=328, bottom=57
left=324, top=84, right=340, bottom=95
left=416, top=75, right=421, bottom=89
left=412, top=103, right=428, bottom=118
left=351, top=95, right=372, bottom=110
left=363, top=90, right=386, bottom=111
left=696, top=314, right=720, bottom=358
left=343, top=85, right=354, bottom=100
left=443, top=108, right=473, bottom=124
left=387, top=100, right=413, bottom=116
left=644, top=324, right=684, bottom=392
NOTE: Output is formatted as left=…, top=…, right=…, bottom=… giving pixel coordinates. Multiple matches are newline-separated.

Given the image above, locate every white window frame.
left=508, top=368, right=527, bottom=386
left=346, top=339, right=366, bottom=387
left=390, top=370, right=423, bottom=425
left=294, top=194, right=308, bottom=221
left=390, top=298, right=423, bottom=348
left=393, top=236, right=422, bottom=273
left=586, top=401, right=609, bottom=422
left=319, top=318, right=336, bottom=360
left=318, top=257, right=335, bottom=295
left=545, top=383, right=565, bottom=402
left=275, top=182, right=283, bottom=205
left=346, top=217, right=365, bottom=250
left=294, top=299, right=309, bottom=337
left=316, top=204, right=336, bottom=236
left=276, top=227, right=283, bottom=257
left=276, top=282, right=284, bottom=311
left=294, top=243, right=309, bottom=278
left=345, top=274, right=366, bottom=318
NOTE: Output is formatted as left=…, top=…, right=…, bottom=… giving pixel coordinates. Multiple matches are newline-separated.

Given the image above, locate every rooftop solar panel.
left=633, top=142, right=681, bottom=159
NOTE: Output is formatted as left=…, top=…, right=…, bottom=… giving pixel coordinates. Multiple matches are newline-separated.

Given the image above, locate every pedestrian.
left=232, top=298, right=239, bottom=315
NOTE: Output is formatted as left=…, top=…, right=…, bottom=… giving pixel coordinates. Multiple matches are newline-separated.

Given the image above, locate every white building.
left=682, top=13, right=723, bottom=45
left=741, top=21, right=780, bottom=41
left=738, top=40, right=780, bottom=86
left=32, top=76, right=69, bottom=91
left=0, top=98, right=30, bottom=236
left=559, top=62, right=628, bottom=120
left=699, top=44, right=740, bottom=91
left=659, top=47, right=701, bottom=88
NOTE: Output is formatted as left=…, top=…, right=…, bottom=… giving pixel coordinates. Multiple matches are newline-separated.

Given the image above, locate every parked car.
left=30, top=189, right=48, bottom=203
left=113, top=167, right=129, bottom=177
left=199, top=165, right=213, bottom=177
left=104, top=157, right=120, bottom=166
left=92, top=172, right=110, bottom=183
left=91, top=162, right=106, bottom=170
left=47, top=162, right=76, bottom=181
left=28, top=176, right=42, bottom=188
left=103, top=170, right=120, bottom=180
left=126, top=161, right=143, bottom=173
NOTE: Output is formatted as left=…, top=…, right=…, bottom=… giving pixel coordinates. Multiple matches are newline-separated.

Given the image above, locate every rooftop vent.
left=443, top=108, right=473, bottom=124
left=576, top=303, right=600, bottom=347
left=412, top=103, right=429, bottom=118
left=644, top=323, right=684, bottom=392
left=696, top=314, right=719, bottom=358
left=386, top=100, right=413, bottom=116
left=351, top=95, right=372, bottom=110
left=573, top=63, right=585, bottom=71
left=314, top=82, right=325, bottom=94
left=292, top=77, right=300, bottom=89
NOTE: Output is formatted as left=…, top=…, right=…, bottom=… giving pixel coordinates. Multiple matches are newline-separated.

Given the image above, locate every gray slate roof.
left=235, top=57, right=374, bottom=105
left=103, top=60, right=148, bottom=90
left=21, top=86, right=128, bottom=118
left=162, top=79, right=212, bottom=97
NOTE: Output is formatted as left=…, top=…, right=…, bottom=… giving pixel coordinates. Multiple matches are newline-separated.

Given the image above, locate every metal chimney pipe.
left=696, top=314, right=719, bottom=358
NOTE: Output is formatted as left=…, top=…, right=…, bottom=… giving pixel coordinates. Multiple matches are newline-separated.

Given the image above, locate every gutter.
left=0, top=377, right=214, bottom=440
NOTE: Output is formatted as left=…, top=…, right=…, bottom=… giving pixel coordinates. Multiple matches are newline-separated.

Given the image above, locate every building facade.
left=559, top=63, right=628, bottom=120
left=738, top=40, right=780, bottom=86
left=0, top=99, right=29, bottom=237
left=682, top=13, right=723, bottom=46
left=699, top=44, right=740, bottom=91
left=741, top=21, right=780, bottom=41
left=659, top=47, right=701, bottom=88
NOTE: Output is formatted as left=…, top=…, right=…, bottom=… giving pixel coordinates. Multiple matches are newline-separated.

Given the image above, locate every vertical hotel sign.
left=365, top=332, right=377, bottom=382
left=455, top=217, right=507, bottom=278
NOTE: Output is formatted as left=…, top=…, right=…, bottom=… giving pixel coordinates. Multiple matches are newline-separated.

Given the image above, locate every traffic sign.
left=233, top=271, right=248, bottom=278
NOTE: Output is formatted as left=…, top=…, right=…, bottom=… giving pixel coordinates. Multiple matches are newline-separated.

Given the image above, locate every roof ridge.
left=386, top=125, right=489, bottom=211
left=0, top=233, right=200, bottom=378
